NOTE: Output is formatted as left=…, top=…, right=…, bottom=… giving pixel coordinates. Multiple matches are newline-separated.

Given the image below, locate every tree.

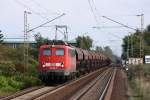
left=122, top=24, right=150, bottom=59
left=95, top=46, right=104, bottom=53
left=95, top=46, right=121, bottom=63
left=103, top=46, right=116, bottom=62
left=33, top=33, right=49, bottom=59
left=146, top=24, right=150, bottom=32
left=122, top=32, right=141, bottom=59
left=34, top=33, right=49, bottom=48
left=76, top=35, right=93, bottom=50
left=0, top=33, right=3, bottom=43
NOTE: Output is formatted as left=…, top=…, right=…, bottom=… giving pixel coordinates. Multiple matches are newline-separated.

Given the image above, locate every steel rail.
left=2, top=67, right=109, bottom=100
left=73, top=68, right=111, bottom=100
left=99, top=68, right=116, bottom=100
left=3, top=77, right=76, bottom=100
left=35, top=68, right=108, bottom=100
left=1, top=86, right=44, bottom=100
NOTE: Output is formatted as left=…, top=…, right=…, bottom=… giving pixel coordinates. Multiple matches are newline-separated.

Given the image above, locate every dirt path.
left=110, top=68, right=128, bottom=100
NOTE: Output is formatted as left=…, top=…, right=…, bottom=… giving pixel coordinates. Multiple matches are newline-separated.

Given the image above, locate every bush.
left=0, top=45, right=41, bottom=95
left=8, top=78, right=23, bottom=90
left=0, top=74, right=41, bottom=93
left=21, top=75, right=41, bottom=89
left=27, top=57, right=38, bottom=76
left=12, top=74, right=41, bottom=89
left=0, top=76, right=19, bottom=92
left=0, top=61, right=16, bottom=76
left=14, top=60, right=26, bottom=73
left=0, top=76, right=8, bottom=87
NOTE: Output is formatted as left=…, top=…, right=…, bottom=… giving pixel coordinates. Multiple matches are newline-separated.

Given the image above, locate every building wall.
left=3, top=41, right=37, bottom=48
left=128, top=58, right=143, bottom=65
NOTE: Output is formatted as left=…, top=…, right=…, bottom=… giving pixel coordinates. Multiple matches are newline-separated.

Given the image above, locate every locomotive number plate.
left=45, top=63, right=51, bottom=66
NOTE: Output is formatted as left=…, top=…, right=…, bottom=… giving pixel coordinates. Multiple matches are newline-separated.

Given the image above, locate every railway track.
left=1, top=67, right=115, bottom=100
left=70, top=68, right=115, bottom=100
left=0, top=86, right=44, bottom=100
left=1, top=79, right=75, bottom=100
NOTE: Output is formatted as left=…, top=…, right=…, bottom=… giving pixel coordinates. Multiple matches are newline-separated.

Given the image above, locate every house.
left=3, top=41, right=37, bottom=48
left=2, top=40, right=77, bottom=48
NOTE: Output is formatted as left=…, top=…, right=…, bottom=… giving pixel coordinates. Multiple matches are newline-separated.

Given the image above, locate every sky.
left=0, top=0, right=150, bottom=56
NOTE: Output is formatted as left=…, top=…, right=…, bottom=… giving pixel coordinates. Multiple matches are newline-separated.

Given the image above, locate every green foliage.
left=122, top=24, right=150, bottom=59
left=95, top=46, right=121, bottom=63
left=20, top=76, right=41, bottom=89
left=127, top=65, right=150, bottom=99
left=29, top=48, right=38, bottom=60
left=0, top=44, right=41, bottom=96
left=0, top=75, right=41, bottom=93
left=27, top=57, right=38, bottom=76
left=0, top=33, right=3, bottom=43
left=146, top=25, right=150, bottom=32
left=0, top=61, right=16, bottom=76
left=76, top=35, right=93, bottom=50
left=95, top=46, right=104, bottom=53
left=34, top=33, right=49, bottom=48
left=33, top=33, right=50, bottom=59
left=0, top=76, right=22, bottom=92
left=143, top=32, right=150, bottom=46
left=127, top=64, right=150, bottom=87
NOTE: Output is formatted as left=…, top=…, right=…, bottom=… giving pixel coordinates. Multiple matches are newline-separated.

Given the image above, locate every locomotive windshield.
left=43, top=48, right=51, bottom=56
left=56, top=48, right=64, bottom=56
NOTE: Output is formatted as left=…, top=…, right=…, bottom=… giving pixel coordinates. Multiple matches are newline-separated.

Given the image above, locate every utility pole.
left=127, top=35, right=130, bottom=60
left=24, top=11, right=31, bottom=72
left=23, top=13, right=65, bottom=72
left=131, top=34, right=134, bottom=57
left=55, top=26, right=58, bottom=40
left=136, top=14, right=144, bottom=58
left=129, top=32, right=134, bottom=57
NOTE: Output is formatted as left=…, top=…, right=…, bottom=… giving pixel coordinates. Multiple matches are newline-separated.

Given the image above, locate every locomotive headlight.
left=42, top=64, right=46, bottom=67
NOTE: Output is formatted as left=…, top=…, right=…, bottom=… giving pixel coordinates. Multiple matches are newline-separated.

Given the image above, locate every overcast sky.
left=0, top=0, right=150, bottom=56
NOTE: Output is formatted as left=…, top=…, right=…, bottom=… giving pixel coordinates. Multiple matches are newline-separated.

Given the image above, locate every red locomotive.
left=38, top=40, right=111, bottom=82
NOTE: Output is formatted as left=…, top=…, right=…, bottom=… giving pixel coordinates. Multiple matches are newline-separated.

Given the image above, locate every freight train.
left=38, top=40, right=111, bottom=82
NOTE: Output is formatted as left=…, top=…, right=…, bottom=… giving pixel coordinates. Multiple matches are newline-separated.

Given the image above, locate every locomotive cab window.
left=43, top=48, right=51, bottom=56
left=56, top=48, right=64, bottom=56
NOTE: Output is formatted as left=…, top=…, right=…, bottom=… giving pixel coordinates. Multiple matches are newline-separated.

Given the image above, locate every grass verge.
left=127, top=64, right=150, bottom=100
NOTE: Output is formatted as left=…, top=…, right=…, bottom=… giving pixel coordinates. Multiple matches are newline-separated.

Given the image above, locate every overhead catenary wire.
left=30, top=0, right=49, bottom=13
left=92, top=26, right=125, bottom=29
left=29, top=0, right=60, bottom=15
left=102, top=16, right=137, bottom=31
left=13, top=0, right=49, bottom=20
left=107, top=33, right=122, bottom=39
left=91, top=0, right=101, bottom=17
left=91, top=0, right=96, bottom=9
left=27, top=13, right=65, bottom=33
left=88, top=0, right=100, bottom=26
left=90, top=0, right=106, bottom=27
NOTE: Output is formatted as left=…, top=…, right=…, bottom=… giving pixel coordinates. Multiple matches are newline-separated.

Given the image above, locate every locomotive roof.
left=44, top=40, right=68, bottom=45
